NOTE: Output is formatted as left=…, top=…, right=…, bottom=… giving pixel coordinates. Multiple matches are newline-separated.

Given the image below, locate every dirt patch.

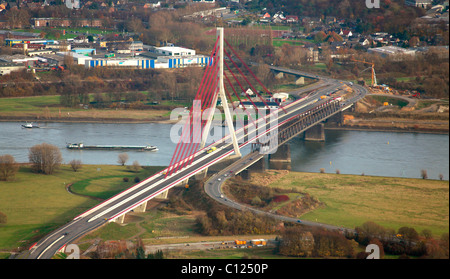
left=224, top=171, right=323, bottom=218
left=276, top=194, right=323, bottom=218
left=248, top=170, right=290, bottom=187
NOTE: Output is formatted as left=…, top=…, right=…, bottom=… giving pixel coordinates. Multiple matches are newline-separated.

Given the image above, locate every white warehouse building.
left=154, top=46, right=196, bottom=57
left=85, top=45, right=212, bottom=69
left=85, top=55, right=211, bottom=69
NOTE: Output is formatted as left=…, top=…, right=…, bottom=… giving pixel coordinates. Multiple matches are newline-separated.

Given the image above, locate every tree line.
left=0, top=65, right=206, bottom=107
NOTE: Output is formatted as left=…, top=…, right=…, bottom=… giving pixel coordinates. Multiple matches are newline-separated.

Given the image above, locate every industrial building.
left=85, top=55, right=211, bottom=69
left=56, top=52, right=92, bottom=65
left=367, top=46, right=417, bottom=60
left=153, top=46, right=196, bottom=56
left=85, top=46, right=211, bottom=69
left=4, top=38, right=55, bottom=47
left=0, top=62, right=26, bottom=76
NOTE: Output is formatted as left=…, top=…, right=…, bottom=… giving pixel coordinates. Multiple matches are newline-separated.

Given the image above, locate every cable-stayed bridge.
left=25, top=28, right=367, bottom=259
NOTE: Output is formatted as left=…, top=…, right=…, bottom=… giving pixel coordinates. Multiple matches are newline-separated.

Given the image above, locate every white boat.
left=21, top=122, right=39, bottom=129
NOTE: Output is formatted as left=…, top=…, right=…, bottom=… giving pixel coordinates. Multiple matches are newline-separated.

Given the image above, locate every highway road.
left=204, top=153, right=347, bottom=232
left=23, top=71, right=367, bottom=259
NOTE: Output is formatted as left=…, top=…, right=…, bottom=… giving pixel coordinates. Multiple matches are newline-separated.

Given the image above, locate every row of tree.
left=0, top=143, right=64, bottom=177
left=277, top=221, right=449, bottom=259
left=278, top=225, right=355, bottom=258
left=0, top=145, right=146, bottom=180
left=0, top=66, right=206, bottom=105
left=352, top=221, right=449, bottom=258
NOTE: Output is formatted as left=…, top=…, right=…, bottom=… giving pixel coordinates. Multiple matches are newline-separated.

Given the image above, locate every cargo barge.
left=66, top=143, right=158, bottom=151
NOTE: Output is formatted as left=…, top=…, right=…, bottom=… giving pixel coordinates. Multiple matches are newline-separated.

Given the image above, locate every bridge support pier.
left=268, top=144, right=291, bottom=163
left=296, top=77, right=305, bottom=85
left=240, top=156, right=266, bottom=180
left=134, top=201, right=147, bottom=213
left=275, top=72, right=284, bottom=79
left=249, top=156, right=266, bottom=172
left=327, top=111, right=343, bottom=127
left=268, top=144, right=292, bottom=171
left=115, top=214, right=126, bottom=224
left=155, top=189, right=169, bottom=200
left=304, top=123, right=325, bottom=141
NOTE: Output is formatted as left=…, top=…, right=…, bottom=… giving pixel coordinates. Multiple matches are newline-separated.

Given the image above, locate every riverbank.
left=0, top=110, right=175, bottom=124
left=2, top=111, right=447, bottom=135
left=0, top=93, right=448, bottom=133
left=340, top=94, right=449, bottom=134
left=326, top=118, right=449, bottom=134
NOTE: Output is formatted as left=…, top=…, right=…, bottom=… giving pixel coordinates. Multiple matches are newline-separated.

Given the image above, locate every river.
left=0, top=122, right=448, bottom=180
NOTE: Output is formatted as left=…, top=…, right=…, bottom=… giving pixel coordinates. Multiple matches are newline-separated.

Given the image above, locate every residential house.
left=286, top=15, right=299, bottom=23
left=260, top=12, right=271, bottom=23
left=65, top=0, right=81, bottom=9
left=339, top=29, right=353, bottom=38
left=359, top=38, right=370, bottom=46
left=0, top=2, right=8, bottom=13
left=272, top=12, right=286, bottom=23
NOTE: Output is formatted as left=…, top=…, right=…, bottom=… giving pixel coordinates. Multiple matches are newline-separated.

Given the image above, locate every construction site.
left=325, top=57, right=449, bottom=134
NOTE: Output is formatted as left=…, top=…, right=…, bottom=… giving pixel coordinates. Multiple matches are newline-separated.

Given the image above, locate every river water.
left=0, top=122, right=448, bottom=180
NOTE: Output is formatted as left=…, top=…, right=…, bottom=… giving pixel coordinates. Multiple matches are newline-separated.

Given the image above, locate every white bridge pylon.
left=201, top=27, right=241, bottom=157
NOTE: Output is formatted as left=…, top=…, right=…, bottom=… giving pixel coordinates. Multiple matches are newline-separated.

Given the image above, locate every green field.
left=263, top=172, right=449, bottom=236
left=0, top=96, right=61, bottom=114
left=273, top=39, right=305, bottom=47
left=0, top=164, right=164, bottom=251
left=0, top=95, right=175, bottom=121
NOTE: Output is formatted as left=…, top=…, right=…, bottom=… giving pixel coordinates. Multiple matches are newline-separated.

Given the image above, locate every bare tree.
left=131, top=160, right=141, bottom=172
left=28, top=143, right=63, bottom=175
left=421, top=169, right=428, bottom=179
left=118, top=153, right=129, bottom=166
left=70, top=159, right=82, bottom=172
left=0, top=154, right=19, bottom=181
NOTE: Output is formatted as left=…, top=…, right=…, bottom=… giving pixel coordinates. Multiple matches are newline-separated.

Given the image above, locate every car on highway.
left=207, top=147, right=217, bottom=154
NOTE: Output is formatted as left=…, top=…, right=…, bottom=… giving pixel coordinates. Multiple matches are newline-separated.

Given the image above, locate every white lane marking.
left=37, top=235, right=65, bottom=259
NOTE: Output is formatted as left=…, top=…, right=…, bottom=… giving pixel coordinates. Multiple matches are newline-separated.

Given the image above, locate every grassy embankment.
left=0, top=164, right=164, bottom=257
left=0, top=95, right=179, bottom=123
left=245, top=170, right=449, bottom=237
